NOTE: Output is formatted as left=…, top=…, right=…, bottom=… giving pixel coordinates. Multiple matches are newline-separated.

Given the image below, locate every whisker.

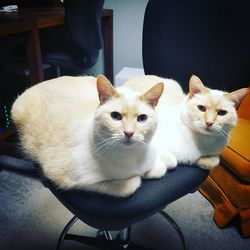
left=140, top=137, right=150, bottom=145
left=94, top=136, right=121, bottom=157
left=213, top=126, right=229, bottom=138
left=101, top=139, right=119, bottom=155
left=93, top=137, right=114, bottom=154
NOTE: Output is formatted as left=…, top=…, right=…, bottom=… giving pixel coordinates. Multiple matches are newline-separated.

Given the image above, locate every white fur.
left=11, top=75, right=164, bottom=197
left=124, top=75, right=246, bottom=171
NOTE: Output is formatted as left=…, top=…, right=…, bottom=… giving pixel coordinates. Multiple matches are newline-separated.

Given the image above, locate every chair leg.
left=200, top=176, right=238, bottom=227
left=97, top=229, right=113, bottom=240
left=239, top=209, right=250, bottom=238
left=118, top=228, right=155, bottom=250
left=117, top=227, right=131, bottom=248
left=159, top=210, right=188, bottom=250
left=56, top=216, right=78, bottom=250
left=56, top=66, right=61, bottom=77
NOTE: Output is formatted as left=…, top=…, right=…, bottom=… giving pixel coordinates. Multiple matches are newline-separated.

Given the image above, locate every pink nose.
left=206, top=121, right=213, bottom=127
left=124, top=131, right=134, bottom=138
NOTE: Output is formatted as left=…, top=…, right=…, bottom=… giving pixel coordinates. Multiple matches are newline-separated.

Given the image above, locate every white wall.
left=87, top=0, right=148, bottom=82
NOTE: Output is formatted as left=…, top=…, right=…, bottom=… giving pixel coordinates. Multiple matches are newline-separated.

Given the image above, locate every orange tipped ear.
left=140, top=82, right=164, bottom=107
left=189, top=75, right=208, bottom=98
left=96, top=75, right=118, bottom=104
left=225, top=87, right=249, bottom=108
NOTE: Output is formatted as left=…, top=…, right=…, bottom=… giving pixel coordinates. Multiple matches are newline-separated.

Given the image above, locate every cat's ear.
left=140, top=82, right=164, bottom=108
left=225, top=87, right=249, bottom=108
left=189, top=75, right=208, bottom=98
left=96, top=75, right=118, bottom=104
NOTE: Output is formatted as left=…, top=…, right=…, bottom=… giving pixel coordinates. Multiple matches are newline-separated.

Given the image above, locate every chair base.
left=64, top=233, right=154, bottom=250
left=56, top=212, right=187, bottom=250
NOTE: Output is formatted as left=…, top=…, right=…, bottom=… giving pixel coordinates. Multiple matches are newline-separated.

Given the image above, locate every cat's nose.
left=124, top=131, right=134, bottom=139
left=206, top=121, right=213, bottom=127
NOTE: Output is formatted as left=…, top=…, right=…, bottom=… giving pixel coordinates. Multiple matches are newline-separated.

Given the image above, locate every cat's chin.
left=200, top=127, right=218, bottom=136
left=194, top=126, right=214, bottom=135
left=120, top=140, right=138, bottom=148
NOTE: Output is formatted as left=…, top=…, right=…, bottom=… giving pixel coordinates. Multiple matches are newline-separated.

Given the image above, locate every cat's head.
left=183, top=75, right=248, bottom=135
left=93, top=75, right=164, bottom=149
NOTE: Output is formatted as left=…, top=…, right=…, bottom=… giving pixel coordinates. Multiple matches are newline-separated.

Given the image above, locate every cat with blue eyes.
left=11, top=75, right=165, bottom=197
left=11, top=73, right=248, bottom=197
left=124, top=74, right=248, bottom=171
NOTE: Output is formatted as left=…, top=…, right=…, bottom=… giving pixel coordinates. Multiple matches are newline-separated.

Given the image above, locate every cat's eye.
left=197, top=105, right=206, bottom=112
left=137, top=114, right=148, bottom=123
left=111, top=111, right=122, bottom=120
left=217, top=110, right=227, bottom=116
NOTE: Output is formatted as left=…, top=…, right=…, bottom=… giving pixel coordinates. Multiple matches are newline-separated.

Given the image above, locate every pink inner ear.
left=191, top=85, right=201, bottom=95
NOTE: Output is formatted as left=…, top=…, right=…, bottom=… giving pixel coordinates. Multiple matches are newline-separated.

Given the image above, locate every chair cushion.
left=220, top=118, right=250, bottom=182
left=44, top=166, right=208, bottom=231
left=237, top=91, right=250, bottom=120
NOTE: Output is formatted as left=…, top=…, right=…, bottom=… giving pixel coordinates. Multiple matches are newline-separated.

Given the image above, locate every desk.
left=0, top=7, right=113, bottom=84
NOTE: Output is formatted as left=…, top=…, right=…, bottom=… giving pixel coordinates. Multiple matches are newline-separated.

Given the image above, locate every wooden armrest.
left=237, top=88, right=250, bottom=120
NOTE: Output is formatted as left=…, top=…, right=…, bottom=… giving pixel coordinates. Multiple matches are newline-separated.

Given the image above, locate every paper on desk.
left=0, top=5, right=18, bottom=12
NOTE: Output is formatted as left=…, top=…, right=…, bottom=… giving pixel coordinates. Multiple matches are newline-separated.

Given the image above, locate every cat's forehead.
left=116, top=88, right=141, bottom=110
left=107, top=88, right=152, bottom=114
left=194, top=89, right=227, bottom=106
left=113, top=95, right=142, bottom=113
left=117, top=86, right=139, bottom=99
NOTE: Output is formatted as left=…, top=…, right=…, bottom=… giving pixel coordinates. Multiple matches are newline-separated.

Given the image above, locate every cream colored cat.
left=124, top=75, right=248, bottom=170
left=11, top=75, right=165, bottom=197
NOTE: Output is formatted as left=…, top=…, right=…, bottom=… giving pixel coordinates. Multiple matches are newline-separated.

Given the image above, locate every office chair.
left=8, top=0, right=248, bottom=249
left=41, top=0, right=104, bottom=76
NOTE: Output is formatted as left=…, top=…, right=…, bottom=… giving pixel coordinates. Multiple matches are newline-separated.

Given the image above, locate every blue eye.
left=197, top=105, right=206, bottom=112
left=111, top=111, right=122, bottom=120
left=137, top=114, right=148, bottom=123
left=217, top=110, right=227, bottom=116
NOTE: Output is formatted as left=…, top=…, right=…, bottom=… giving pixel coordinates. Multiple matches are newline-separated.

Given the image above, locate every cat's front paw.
left=196, top=156, right=220, bottom=170
left=143, top=157, right=167, bottom=179
left=118, top=176, right=141, bottom=196
left=161, top=153, right=178, bottom=170
left=88, top=176, right=141, bottom=197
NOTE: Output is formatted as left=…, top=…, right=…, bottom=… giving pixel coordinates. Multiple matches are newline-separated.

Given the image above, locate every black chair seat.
left=42, top=39, right=99, bottom=72
left=43, top=165, right=208, bottom=231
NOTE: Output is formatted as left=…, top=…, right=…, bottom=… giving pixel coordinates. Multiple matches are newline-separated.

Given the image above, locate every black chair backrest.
left=64, top=0, right=104, bottom=68
left=64, top=0, right=104, bottom=51
left=143, top=0, right=250, bottom=92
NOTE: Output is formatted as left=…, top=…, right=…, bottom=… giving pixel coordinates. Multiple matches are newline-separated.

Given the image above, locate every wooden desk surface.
left=0, top=7, right=113, bottom=83
left=0, top=7, right=112, bottom=35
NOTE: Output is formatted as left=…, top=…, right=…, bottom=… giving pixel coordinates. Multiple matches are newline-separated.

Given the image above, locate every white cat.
left=11, top=75, right=165, bottom=197
left=124, top=74, right=248, bottom=170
